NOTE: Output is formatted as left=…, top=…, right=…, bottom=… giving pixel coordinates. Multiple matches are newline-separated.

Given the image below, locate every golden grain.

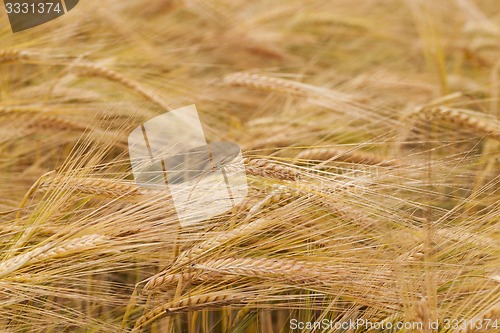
left=296, top=147, right=398, bottom=167
left=0, top=49, right=30, bottom=63
left=0, top=234, right=107, bottom=279
left=411, top=106, right=500, bottom=141
left=71, top=64, right=169, bottom=109
left=224, top=72, right=309, bottom=97
left=244, top=158, right=301, bottom=181
left=132, top=292, right=245, bottom=332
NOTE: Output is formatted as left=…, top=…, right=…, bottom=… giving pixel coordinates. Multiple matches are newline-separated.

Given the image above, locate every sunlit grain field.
left=0, top=0, right=499, bottom=332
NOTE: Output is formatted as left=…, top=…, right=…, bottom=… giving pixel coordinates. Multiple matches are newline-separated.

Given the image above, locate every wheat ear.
left=297, top=13, right=369, bottom=31
left=26, top=114, right=88, bottom=131
left=296, top=147, right=398, bottom=167
left=175, top=190, right=281, bottom=266
left=304, top=192, right=381, bottom=231
left=144, top=218, right=270, bottom=292
left=231, top=185, right=295, bottom=215
left=1, top=111, right=87, bottom=131
left=0, top=106, right=49, bottom=117
left=175, top=217, right=269, bottom=264
left=0, top=49, right=30, bottom=63
left=244, top=158, right=301, bottom=181
left=71, top=64, right=169, bottom=109
left=223, top=72, right=356, bottom=102
left=40, top=176, right=165, bottom=198
left=132, top=292, right=245, bottom=332
left=411, top=106, right=500, bottom=141
left=0, top=234, right=107, bottom=279
left=41, top=177, right=139, bottom=197
left=435, top=228, right=497, bottom=248
left=144, top=257, right=332, bottom=293
left=224, top=72, right=309, bottom=97
left=141, top=272, right=197, bottom=293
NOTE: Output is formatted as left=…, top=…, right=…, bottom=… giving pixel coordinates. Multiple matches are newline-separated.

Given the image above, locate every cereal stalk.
left=0, top=234, right=108, bottom=279
left=144, top=218, right=270, bottom=291
left=296, top=147, right=398, bottom=167
left=132, top=292, right=246, bottom=332
left=40, top=176, right=164, bottom=198
left=244, top=158, right=300, bottom=181
left=411, top=107, right=500, bottom=141
left=176, top=217, right=268, bottom=265
left=144, top=257, right=334, bottom=293
left=0, top=49, right=30, bottom=63
left=224, top=72, right=309, bottom=97
left=72, top=64, right=169, bottom=109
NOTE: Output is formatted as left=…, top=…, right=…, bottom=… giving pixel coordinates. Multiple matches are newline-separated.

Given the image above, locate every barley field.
left=0, top=0, right=499, bottom=332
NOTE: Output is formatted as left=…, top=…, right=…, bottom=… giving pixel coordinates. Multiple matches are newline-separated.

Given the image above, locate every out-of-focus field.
left=0, top=0, right=499, bottom=332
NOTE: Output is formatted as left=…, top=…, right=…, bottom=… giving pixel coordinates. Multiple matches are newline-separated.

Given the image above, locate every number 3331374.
left=5, top=2, right=62, bottom=14
left=3, top=0, right=79, bottom=32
